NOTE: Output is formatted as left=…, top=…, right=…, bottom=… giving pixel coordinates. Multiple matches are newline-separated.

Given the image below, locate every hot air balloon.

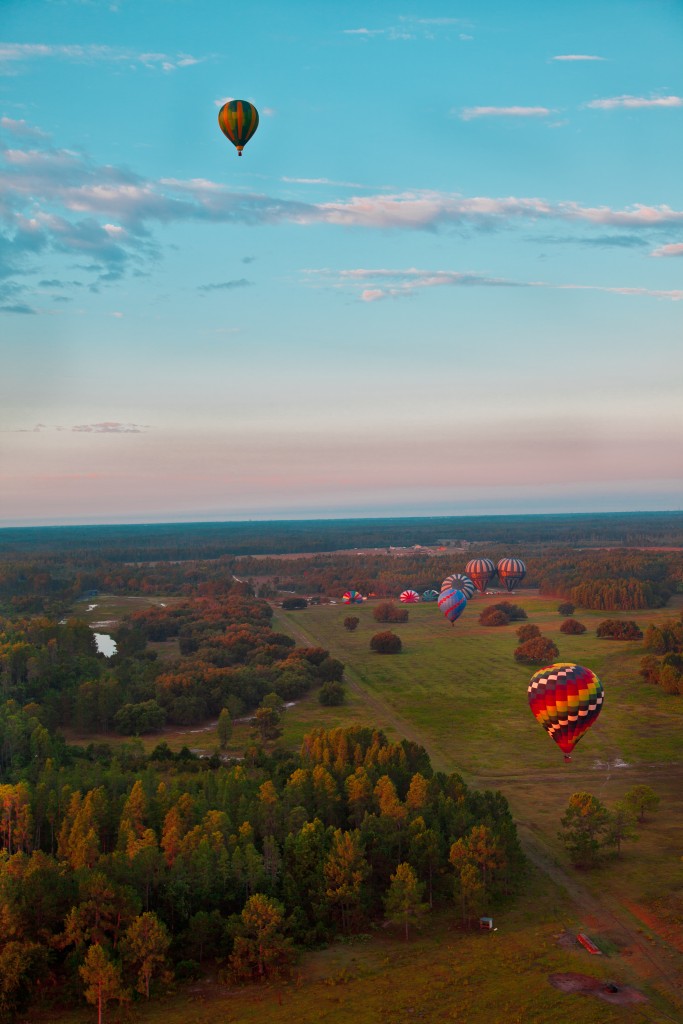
left=400, top=590, right=420, bottom=603
left=218, top=100, right=259, bottom=156
left=465, top=558, right=496, bottom=594
left=441, top=573, right=475, bottom=600
left=528, top=663, right=604, bottom=761
left=422, top=589, right=439, bottom=602
left=342, top=590, right=363, bottom=604
left=497, top=557, right=526, bottom=592
left=438, top=587, right=467, bottom=625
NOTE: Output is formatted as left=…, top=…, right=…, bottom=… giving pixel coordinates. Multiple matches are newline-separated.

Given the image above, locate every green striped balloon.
left=218, top=100, right=259, bottom=155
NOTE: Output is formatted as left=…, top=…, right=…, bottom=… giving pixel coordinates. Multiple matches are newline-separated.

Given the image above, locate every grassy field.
left=51, top=590, right=683, bottom=1022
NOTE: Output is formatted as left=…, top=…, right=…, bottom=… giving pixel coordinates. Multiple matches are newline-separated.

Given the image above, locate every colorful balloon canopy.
left=217, top=100, right=259, bottom=155
left=528, top=663, right=604, bottom=761
left=422, top=589, right=439, bottom=602
left=465, top=558, right=496, bottom=593
left=497, top=557, right=526, bottom=592
left=438, top=587, right=468, bottom=625
left=400, top=590, right=420, bottom=603
left=342, top=590, right=363, bottom=604
left=441, top=573, right=475, bottom=600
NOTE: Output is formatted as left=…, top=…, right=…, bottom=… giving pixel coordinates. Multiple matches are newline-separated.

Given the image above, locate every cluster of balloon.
left=465, top=558, right=496, bottom=593
left=441, top=573, right=475, bottom=599
left=497, top=557, right=526, bottom=592
left=528, top=663, right=604, bottom=761
left=218, top=100, right=259, bottom=156
left=342, top=590, right=363, bottom=605
left=438, top=587, right=468, bottom=626
left=400, top=590, right=420, bottom=603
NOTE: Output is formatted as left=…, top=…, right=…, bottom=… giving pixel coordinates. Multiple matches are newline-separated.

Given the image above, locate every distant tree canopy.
left=596, top=620, right=643, bottom=641
left=281, top=597, right=307, bottom=610
left=557, top=602, right=575, bottom=616
left=370, top=631, right=402, bottom=654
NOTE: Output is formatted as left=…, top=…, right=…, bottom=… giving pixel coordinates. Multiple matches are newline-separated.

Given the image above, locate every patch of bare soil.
left=549, top=973, right=648, bottom=1005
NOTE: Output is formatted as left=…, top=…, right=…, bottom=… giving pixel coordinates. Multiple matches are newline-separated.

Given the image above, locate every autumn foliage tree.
left=560, top=618, right=587, bottom=635
left=513, top=637, right=559, bottom=665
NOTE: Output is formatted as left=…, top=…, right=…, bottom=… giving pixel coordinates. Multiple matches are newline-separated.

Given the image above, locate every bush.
left=516, top=623, right=541, bottom=642
left=370, top=631, right=402, bottom=654
left=480, top=607, right=510, bottom=627
left=514, top=636, right=560, bottom=665
left=560, top=618, right=587, bottom=635
left=494, top=601, right=527, bottom=621
left=596, top=620, right=643, bottom=641
left=282, top=597, right=308, bottom=610
left=113, top=700, right=166, bottom=735
left=373, top=602, right=409, bottom=623
left=319, top=681, right=346, bottom=705
left=659, top=665, right=682, bottom=695
left=343, top=616, right=360, bottom=632
left=557, top=602, right=575, bottom=616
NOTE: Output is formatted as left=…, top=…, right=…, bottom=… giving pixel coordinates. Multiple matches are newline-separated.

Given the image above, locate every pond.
left=94, top=633, right=117, bottom=658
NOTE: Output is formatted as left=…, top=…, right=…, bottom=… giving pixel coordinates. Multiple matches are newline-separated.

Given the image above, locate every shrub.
left=517, top=623, right=541, bottom=642
left=494, top=601, right=527, bottom=621
left=373, top=602, right=409, bottom=623
left=560, top=618, right=587, bottom=635
left=480, top=608, right=510, bottom=627
left=282, top=597, right=308, bottom=610
left=319, top=681, right=346, bottom=705
left=370, top=631, right=402, bottom=654
left=659, top=665, right=682, bottom=695
left=557, top=602, right=575, bottom=616
left=639, top=655, right=660, bottom=685
left=596, top=620, right=643, bottom=641
left=343, top=616, right=360, bottom=631
left=514, top=636, right=560, bottom=665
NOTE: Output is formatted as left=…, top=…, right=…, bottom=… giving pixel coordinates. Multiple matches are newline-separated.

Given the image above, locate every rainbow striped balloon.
left=528, top=662, right=604, bottom=760
left=342, top=590, right=363, bottom=604
left=438, top=587, right=467, bottom=625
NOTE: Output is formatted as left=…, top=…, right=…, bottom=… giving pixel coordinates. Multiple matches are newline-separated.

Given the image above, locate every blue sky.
left=1, top=0, right=682, bottom=525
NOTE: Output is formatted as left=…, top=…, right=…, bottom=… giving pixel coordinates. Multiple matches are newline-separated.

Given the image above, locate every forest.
left=2, top=519, right=683, bottom=1019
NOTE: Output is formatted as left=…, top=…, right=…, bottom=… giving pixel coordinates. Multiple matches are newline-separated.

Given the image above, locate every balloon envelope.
left=400, top=590, right=420, bottom=603
left=528, top=662, right=604, bottom=759
left=342, top=590, right=363, bottom=604
left=465, top=558, right=496, bottom=593
left=441, top=573, right=475, bottom=599
left=438, top=587, right=467, bottom=624
left=422, top=589, right=439, bottom=602
left=218, top=100, right=259, bottom=155
left=497, top=557, right=526, bottom=592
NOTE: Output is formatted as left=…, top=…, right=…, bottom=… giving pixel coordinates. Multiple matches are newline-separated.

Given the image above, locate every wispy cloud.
left=71, top=421, right=149, bottom=433
left=3, top=131, right=683, bottom=310
left=0, top=42, right=206, bottom=72
left=282, top=176, right=367, bottom=188
left=552, top=54, right=606, bottom=61
left=310, top=267, right=683, bottom=303
left=343, top=17, right=468, bottom=41
left=0, top=117, right=50, bottom=139
left=651, top=242, right=683, bottom=257
left=586, top=94, right=683, bottom=110
left=197, top=278, right=252, bottom=292
left=460, top=106, right=556, bottom=121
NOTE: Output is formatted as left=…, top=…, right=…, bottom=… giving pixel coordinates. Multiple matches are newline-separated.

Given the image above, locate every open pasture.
left=276, top=592, right=683, bottom=775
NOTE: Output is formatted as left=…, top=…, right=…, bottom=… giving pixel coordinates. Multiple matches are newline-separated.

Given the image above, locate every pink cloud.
left=651, top=243, right=683, bottom=258
left=552, top=54, right=605, bottom=61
